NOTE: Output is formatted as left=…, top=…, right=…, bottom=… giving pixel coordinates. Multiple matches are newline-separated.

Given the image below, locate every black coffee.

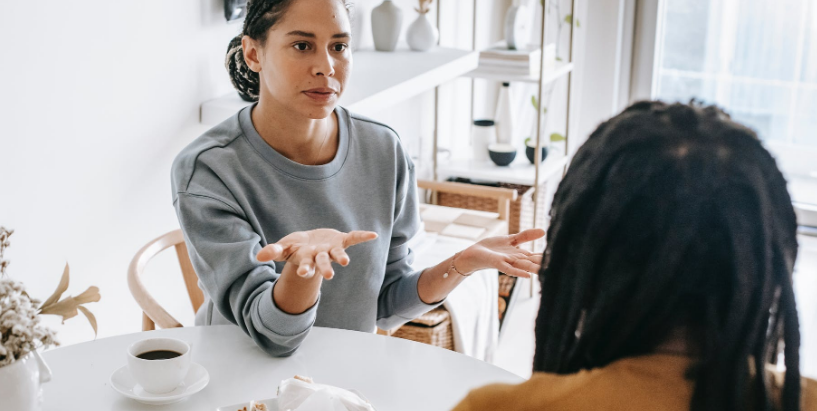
left=136, top=350, right=182, bottom=360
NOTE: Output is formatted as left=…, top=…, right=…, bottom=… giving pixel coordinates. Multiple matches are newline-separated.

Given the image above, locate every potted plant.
left=524, top=95, right=566, bottom=164
left=524, top=137, right=548, bottom=164
left=0, top=227, right=100, bottom=411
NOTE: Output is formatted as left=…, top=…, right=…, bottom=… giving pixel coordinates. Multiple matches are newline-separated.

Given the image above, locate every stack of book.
left=477, top=42, right=555, bottom=77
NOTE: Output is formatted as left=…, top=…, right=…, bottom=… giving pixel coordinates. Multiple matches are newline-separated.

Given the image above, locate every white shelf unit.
left=438, top=152, right=568, bottom=187
left=432, top=1, right=578, bottom=194
left=463, top=60, right=573, bottom=85
left=429, top=0, right=579, bottom=313
left=200, top=47, right=479, bottom=126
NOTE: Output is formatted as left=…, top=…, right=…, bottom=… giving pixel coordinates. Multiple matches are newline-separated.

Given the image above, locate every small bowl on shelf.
left=525, top=144, right=549, bottom=164
left=488, top=143, right=517, bottom=166
left=524, top=138, right=549, bottom=164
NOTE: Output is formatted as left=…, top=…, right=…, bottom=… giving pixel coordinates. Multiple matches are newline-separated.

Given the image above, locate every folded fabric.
left=409, top=234, right=499, bottom=362
left=440, top=224, right=486, bottom=240
left=277, top=377, right=375, bottom=411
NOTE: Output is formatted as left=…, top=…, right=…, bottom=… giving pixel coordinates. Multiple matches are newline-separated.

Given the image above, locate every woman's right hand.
left=256, top=229, right=378, bottom=280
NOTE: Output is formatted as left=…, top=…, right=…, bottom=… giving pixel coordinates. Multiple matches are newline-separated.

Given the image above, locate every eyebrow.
left=286, top=31, right=350, bottom=39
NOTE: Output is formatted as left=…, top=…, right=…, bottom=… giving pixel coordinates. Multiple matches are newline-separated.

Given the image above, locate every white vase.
left=495, top=82, right=515, bottom=146
left=0, top=351, right=52, bottom=411
left=407, top=13, right=438, bottom=52
left=371, top=0, right=402, bottom=52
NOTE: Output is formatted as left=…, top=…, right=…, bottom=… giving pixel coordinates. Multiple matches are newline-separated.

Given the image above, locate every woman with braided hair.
left=453, top=101, right=817, bottom=411
left=171, top=0, right=545, bottom=357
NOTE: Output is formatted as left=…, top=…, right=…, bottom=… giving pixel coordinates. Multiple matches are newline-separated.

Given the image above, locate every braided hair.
left=226, top=0, right=353, bottom=102
left=534, top=101, right=801, bottom=411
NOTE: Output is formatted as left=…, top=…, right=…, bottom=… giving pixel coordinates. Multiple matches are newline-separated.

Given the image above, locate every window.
left=641, top=0, right=817, bottom=212
left=635, top=0, right=817, bottom=377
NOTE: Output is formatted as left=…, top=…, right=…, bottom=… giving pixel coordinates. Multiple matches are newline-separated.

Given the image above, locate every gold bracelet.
left=444, top=251, right=472, bottom=278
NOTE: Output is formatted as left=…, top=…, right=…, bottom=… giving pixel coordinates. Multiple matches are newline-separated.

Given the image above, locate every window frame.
left=629, top=0, right=817, bottom=227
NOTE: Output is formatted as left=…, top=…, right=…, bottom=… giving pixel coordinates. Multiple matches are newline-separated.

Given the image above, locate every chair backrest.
left=127, top=229, right=204, bottom=331
left=417, top=179, right=518, bottom=221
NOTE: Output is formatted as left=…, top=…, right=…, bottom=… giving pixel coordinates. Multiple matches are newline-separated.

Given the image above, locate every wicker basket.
left=498, top=273, right=516, bottom=298
left=391, top=307, right=454, bottom=351
left=437, top=182, right=547, bottom=235
left=497, top=297, right=507, bottom=320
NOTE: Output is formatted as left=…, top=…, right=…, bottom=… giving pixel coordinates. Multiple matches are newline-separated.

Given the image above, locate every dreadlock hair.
left=226, top=0, right=353, bottom=102
left=533, top=100, right=801, bottom=411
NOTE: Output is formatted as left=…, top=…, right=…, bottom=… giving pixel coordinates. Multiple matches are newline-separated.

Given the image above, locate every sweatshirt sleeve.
left=375, top=154, right=441, bottom=330
left=174, top=191, right=317, bottom=357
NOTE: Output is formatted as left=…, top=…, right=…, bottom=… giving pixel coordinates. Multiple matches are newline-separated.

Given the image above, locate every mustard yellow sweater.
left=452, top=354, right=817, bottom=411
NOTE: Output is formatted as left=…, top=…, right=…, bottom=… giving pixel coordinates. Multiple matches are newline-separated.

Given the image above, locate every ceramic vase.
left=407, top=13, right=438, bottom=51
left=494, top=82, right=514, bottom=146
left=371, top=0, right=402, bottom=52
left=0, top=351, right=52, bottom=411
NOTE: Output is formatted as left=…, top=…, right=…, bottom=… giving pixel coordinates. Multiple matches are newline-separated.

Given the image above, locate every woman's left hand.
left=456, top=229, right=546, bottom=278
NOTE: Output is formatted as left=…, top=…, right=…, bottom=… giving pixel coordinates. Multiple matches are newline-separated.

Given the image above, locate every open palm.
left=460, top=229, right=545, bottom=278
left=256, top=229, right=378, bottom=279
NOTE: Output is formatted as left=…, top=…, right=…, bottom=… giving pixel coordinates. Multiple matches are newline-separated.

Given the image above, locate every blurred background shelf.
left=200, top=47, right=479, bottom=126
left=463, top=60, right=573, bottom=84
left=437, top=151, right=568, bottom=187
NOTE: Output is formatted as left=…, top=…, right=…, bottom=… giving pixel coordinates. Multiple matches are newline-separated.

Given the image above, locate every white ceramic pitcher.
left=0, top=351, right=52, bottom=411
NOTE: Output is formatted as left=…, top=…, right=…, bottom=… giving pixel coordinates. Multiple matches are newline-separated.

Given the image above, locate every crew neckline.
left=239, top=104, right=350, bottom=181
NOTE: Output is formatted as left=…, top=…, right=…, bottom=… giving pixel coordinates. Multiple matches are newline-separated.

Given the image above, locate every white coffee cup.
left=127, top=337, right=191, bottom=394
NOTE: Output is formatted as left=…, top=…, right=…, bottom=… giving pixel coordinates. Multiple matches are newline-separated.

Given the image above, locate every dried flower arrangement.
left=415, top=0, right=433, bottom=14
left=0, top=227, right=100, bottom=367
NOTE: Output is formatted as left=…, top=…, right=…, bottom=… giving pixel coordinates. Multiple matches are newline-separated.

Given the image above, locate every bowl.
left=525, top=144, right=549, bottom=164
left=488, top=143, right=517, bottom=166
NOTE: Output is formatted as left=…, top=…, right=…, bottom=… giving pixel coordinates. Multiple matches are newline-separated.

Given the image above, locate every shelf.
left=463, top=61, right=573, bottom=84
left=200, top=46, right=479, bottom=125
left=438, top=150, right=568, bottom=187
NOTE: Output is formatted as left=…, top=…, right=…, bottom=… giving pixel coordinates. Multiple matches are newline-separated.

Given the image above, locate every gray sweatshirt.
left=171, top=104, right=437, bottom=357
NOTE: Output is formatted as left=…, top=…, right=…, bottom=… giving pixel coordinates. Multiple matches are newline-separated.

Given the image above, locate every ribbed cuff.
left=394, top=269, right=444, bottom=321
left=256, top=283, right=319, bottom=337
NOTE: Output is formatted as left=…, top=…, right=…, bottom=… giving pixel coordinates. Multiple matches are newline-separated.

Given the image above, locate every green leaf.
left=576, top=18, right=581, bottom=28
left=531, top=95, right=549, bottom=114
left=550, top=132, right=566, bottom=142
left=524, top=137, right=532, bottom=146
left=41, top=263, right=70, bottom=309
left=564, top=14, right=573, bottom=24
left=555, top=56, right=563, bottom=62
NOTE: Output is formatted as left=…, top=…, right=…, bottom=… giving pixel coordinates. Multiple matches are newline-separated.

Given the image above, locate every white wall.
left=0, top=0, right=241, bottom=345
left=573, top=0, right=636, bottom=148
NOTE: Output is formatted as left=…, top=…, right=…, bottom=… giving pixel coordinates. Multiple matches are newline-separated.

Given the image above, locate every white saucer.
left=110, top=362, right=210, bottom=405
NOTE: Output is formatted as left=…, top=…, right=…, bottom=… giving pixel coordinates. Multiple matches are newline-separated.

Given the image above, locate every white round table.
left=41, top=325, right=523, bottom=410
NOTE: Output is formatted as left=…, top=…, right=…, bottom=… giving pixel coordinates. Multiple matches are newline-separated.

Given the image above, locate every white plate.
left=110, top=362, right=210, bottom=405
left=217, top=398, right=278, bottom=411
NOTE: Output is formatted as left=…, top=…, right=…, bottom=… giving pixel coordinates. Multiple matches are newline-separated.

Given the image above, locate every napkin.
left=277, top=378, right=375, bottom=411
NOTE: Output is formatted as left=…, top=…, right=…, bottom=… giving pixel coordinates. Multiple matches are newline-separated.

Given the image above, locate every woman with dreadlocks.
left=171, top=0, right=545, bottom=357
left=452, top=101, right=816, bottom=411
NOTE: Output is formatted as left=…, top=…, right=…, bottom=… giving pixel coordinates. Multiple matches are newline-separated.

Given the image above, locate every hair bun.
left=225, top=34, right=260, bottom=102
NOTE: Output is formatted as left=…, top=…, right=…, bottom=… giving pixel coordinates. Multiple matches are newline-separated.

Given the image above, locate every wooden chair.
left=417, top=179, right=518, bottom=223
left=127, top=229, right=204, bottom=331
